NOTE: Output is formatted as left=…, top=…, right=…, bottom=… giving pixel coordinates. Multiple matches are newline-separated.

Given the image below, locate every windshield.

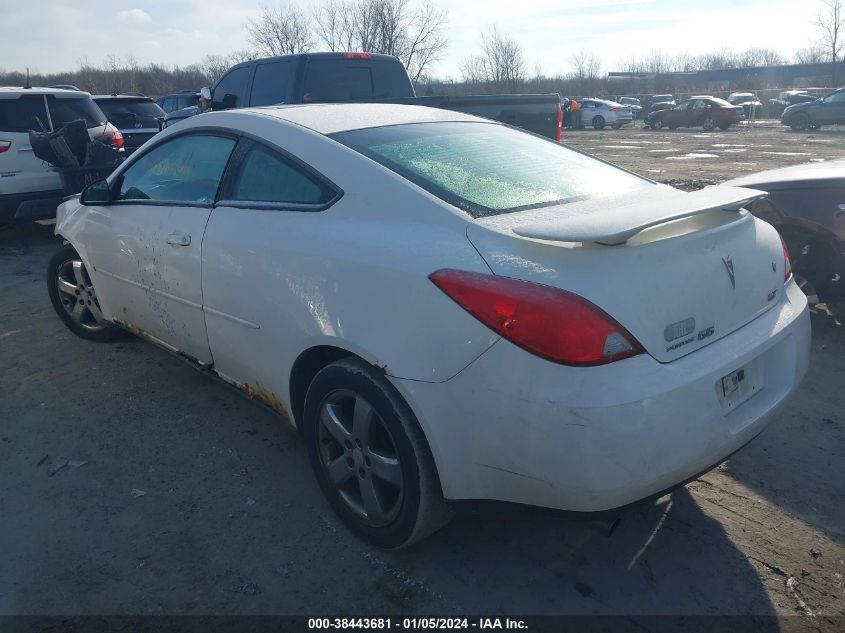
left=653, top=95, right=672, bottom=103
left=620, top=97, right=639, bottom=105
left=332, top=122, right=650, bottom=218
left=96, top=99, right=163, bottom=124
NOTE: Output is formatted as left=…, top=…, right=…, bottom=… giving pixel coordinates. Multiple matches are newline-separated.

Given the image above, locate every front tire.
left=303, top=358, right=452, bottom=548
left=650, top=119, right=663, bottom=130
left=47, top=244, right=123, bottom=342
left=592, top=115, right=606, bottom=130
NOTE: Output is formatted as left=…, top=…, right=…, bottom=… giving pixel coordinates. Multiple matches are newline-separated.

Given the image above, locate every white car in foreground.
left=50, top=104, right=811, bottom=547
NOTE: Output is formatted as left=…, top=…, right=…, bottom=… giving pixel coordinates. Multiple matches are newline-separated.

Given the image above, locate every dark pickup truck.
left=198, top=52, right=562, bottom=141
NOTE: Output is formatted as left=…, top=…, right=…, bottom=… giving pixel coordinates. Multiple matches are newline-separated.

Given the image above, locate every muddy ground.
left=1, top=129, right=844, bottom=629
left=564, top=122, right=845, bottom=191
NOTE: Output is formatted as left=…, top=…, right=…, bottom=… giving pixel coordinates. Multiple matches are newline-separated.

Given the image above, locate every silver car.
left=579, top=98, right=634, bottom=129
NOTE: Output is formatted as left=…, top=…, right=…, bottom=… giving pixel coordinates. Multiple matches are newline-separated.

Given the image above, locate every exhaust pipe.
left=589, top=516, right=621, bottom=537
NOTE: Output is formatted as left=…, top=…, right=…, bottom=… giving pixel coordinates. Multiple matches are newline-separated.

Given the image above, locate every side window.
left=119, top=134, right=236, bottom=204
left=0, top=96, right=50, bottom=132
left=692, top=100, right=707, bottom=109
left=250, top=61, right=293, bottom=106
left=230, top=145, right=334, bottom=206
left=673, top=102, right=688, bottom=111
left=581, top=101, right=595, bottom=109
left=213, top=67, right=250, bottom=109
left=826, top=91, right=845, bottom=103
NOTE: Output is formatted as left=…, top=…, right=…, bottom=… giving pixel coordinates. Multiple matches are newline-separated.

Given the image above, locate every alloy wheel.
left=703, top=117, right=716, bottom=131
left=55, top=258, right=107, bottom=331
left=317, top=389, right=403, bottom=527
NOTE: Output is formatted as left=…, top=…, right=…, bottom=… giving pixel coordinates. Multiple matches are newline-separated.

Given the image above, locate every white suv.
left=0, top=87, right=123, bottom=223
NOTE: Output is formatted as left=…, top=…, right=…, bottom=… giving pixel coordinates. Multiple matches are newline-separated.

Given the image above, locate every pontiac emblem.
left=722, top=256, right=736, bottom=289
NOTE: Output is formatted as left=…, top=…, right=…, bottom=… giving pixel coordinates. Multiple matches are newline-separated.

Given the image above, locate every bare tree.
left=817, top=0, right=843, bottom=82
left=459, top=55, right=486, bottom=84
left=401, top=1, right=448, bottom=84
left=467, top=26, right=525, bottom=92
left=313, top=0, right=448, bottom=84
left=793, top=45, right=829, bottom=64
left=246, top=4, right=313, bottom=57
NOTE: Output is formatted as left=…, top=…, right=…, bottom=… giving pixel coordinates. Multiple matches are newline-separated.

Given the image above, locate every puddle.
left=599, top=145, right=641, bottom=149
left=648, top=149, right=678, bottom=152
left=760, top=151, right=811, bottom=156
left=712, top=144, right=748, bottom=147
left=720, top=148, right=748, bottom=153
left=666, top=153, right=719, bottom=160
left=734, top=162, right=758, bottom=166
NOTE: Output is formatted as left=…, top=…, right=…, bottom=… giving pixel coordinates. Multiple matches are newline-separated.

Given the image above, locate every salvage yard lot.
left=1, top=127, right=844, bottom=624
left=564, top=123, right=845, bottom=191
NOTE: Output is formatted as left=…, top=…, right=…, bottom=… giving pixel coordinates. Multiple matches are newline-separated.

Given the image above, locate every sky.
left=0, top=0, right=825, bottom=79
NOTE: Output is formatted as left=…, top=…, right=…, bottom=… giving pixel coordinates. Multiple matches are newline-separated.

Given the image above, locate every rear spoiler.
left=513, top=185, right=767, bottom=245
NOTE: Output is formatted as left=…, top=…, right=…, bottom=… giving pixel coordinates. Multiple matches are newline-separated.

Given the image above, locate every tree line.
left=0, top=0, right=841, bottom=98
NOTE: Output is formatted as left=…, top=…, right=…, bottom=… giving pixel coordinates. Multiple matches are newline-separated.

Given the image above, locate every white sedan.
left=50, top=103, right=811, bottom=548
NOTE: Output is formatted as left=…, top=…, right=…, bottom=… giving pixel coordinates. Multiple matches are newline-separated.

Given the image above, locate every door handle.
left=166, top=232, right=191, bottom=246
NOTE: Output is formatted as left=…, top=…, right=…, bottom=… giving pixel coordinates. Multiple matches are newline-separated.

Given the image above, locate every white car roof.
left=0, top=86, right=92, bottom=99
left=236, top=103, right=489, bottom=135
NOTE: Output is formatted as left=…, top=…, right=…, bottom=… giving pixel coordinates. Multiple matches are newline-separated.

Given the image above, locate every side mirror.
left=80, top=179, right=112, bottom=205
left=200, top=86, right=212, bottom=102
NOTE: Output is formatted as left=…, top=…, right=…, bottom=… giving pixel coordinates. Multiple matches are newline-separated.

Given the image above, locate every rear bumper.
left=0, top=190, right=64, bottom=223
left=396, top=281, right=810, bottom=512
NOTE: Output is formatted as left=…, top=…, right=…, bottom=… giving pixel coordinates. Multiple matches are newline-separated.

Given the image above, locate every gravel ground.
left=563, top=122, right=845, bottom=191
left=1, top=129, right=844, bottom=627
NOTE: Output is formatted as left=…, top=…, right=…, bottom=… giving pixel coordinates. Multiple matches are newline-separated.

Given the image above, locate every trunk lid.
left=466, top=185, right=787, bottom=363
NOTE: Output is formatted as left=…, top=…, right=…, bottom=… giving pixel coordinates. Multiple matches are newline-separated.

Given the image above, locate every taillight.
left=97, top=129, right=124, bottom=150
left=342, top=52, right=372, bottom=60
left=0, top=140, right=10, bottom=154
left=429, top=269, right=644, bottom=366
left=781, top=237, right=792, bottom=283
left=556, top=103, right=562, bottom=142
left=609, top=106, right=621, bottom=112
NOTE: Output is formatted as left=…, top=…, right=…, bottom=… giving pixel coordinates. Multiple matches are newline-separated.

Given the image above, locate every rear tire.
left=610, top=123, right=622, bottom=130
left=702, top=117, right=716, bottom=131
left=303, top=358, right=452, bottom=548
left=47, top=243, right=124, bottom=342
left=592, top=116, right=606, bottom=130
left=789, top=112, right=811, bottom=131
left=650, top=119, right=663, bottom=130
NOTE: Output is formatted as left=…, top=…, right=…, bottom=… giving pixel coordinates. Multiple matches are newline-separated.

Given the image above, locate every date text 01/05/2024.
left=307, top=618, right=528, bottom=630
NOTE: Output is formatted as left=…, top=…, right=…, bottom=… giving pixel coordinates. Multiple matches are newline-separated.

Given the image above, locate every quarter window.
left=231, top=145, right=334, bottom=205
left=0, top=96, right=50, bottom=132
left=118, top=134, right=236, bottom=204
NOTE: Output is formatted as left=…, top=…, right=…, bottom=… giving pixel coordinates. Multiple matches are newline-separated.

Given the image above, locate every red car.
left=648, top=97, right=745, bottom=131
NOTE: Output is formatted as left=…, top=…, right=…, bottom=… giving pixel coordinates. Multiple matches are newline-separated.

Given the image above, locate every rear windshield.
left=332, top=122, right=650, bottom=218
left=48, top=96, right=107, bottom=129
left=302, top=59, right=414, bottom=102
left=96, top=99, right=163, bottom=123
left=653, top=95, right=672, bottom=102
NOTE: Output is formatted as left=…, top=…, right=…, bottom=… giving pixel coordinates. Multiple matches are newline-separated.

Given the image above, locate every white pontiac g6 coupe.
left=50, top=104, right=811, bottom=547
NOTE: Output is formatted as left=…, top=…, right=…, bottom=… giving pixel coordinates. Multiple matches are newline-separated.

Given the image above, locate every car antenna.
left=24, top=68, right=31, bottom=89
